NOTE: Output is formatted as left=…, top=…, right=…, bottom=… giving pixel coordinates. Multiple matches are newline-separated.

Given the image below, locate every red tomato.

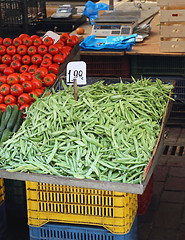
left=0, top=103, right=7, bottom=112
left=13, top=37, right=23, bottom=47
left=12, top=54, right=22, bottom=62
left=35, top=67, right=48, bottom=79
left=29, top=90, right=39, bottom=101
left=60, top=33, right=70, bottom=43
left=4, top=94, right=16, bottom=104
left=63, top=46, right=72, bottom=55
left=4, top=67, right=14, bottom=75
left=0, top=84, right=10, bottom=95
left=42, top=74, right=55, bottom=87
left=10, top=60, right=21, bottom=71
left=31, top=78, right=43, bottom=89
left=18, top=74, right=27, bottom=84
left=43, top=37, right=54, bottom=46
left=22, top=72, right=32, bottom=81
left=53, top=54, right=65, bottom=64
left=27, top=46, right=37, bottom=56
left=10, top=83, right=24, bottom=96
left=57, top=39, right=66, bottom=46
left=19, top=65, right=29, bottom=73
left=0, top=94, right=4, bottom=103
left=37, top=45, right=47, bottom=55
left=0, top=64, right=8, bottom=73
left=2, top=54, right=11, bottom=65
left=20, top=104, right=30, bottom=113
left=43, top=53, right=52, bottom=61
left=6, top=45, right=16, bottom=56
left=54, top=43, right=63, bottom=52
left=30, top=35, right=39, bottom=40
left=34, top=88, right=44, bottom=97
left=33, top=37, right=43, bottom=47
left=28, top=64, right=38, bottom=74
left=22, top=37, right=33, bottom=47
left=0, top=38, right=3, bottom=45
left=0, top=45, right=6, bottom=55
left=66, top=37, right=76, bottom=47
left=31, top=54, right=42, bottom=65
left=22, top=80, right=33, bottom=92
left=7, top=74, right=19, bottom=85
left=59, top=50, right=67, bottom=60
left=18, top=93, right=32, bottom=105
left=0, top=76, right=7, bottom=86
left=19, top=34, right=30, bottom=40
left=48, top=45, right=59, bottom=55
left=17, top=45, right=27, bottom=56
left=48, top=63, right=59, bottom=74
left=3, top=38, right=12, bottom=47
left=70, top=35, right=79, bottom=44
left=48, top=73, right=57, bottom=81
left=22, top=55, right=31, bottom=65
left=40, top=59, right=52, bottom=68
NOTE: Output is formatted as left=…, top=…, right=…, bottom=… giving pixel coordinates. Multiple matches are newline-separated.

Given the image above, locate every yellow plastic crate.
left=0, top=179, right=5, bottom=206
left=26, top=181, right=138, bottom=234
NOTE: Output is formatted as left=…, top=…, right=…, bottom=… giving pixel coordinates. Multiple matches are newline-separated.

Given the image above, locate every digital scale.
left=39, top=5, right=86, bottom=33
left=51, top=5, right=77, bottom=19
left=91, top=10, right=141, bottom=37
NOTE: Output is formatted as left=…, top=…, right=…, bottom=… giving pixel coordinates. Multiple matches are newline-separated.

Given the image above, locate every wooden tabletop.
left=46, top=1, right=185, bottom=57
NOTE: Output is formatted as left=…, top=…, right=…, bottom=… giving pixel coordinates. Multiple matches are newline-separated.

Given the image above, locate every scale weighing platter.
left=92, top=10, right=140, bottom=37
left=94, top=10, right=140, bottom=23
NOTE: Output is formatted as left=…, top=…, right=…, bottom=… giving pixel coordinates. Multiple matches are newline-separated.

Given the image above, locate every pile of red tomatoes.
left=0, top=32, right=79, bottom=113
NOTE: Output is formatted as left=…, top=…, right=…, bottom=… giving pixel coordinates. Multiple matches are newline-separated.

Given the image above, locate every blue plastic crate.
left=0, top=202, right=7, bottom=239
left=29, top=214, right=137, bottom=240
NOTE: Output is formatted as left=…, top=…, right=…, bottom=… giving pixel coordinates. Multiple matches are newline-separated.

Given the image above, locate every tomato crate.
left=26, top=181, right=138, bottom=234
left=4, top=179, right=27, bottom=222
left=80, top=55, right=130, bottom=78
left=138, top=175, right=153, bottom=216
left=29, top=214, right=138, bottom=240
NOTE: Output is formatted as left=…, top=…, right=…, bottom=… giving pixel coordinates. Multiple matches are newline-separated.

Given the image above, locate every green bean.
left=0, top=77, right=173, bottom=184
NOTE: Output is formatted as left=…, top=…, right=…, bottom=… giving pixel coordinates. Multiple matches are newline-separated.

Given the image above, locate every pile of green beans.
left=0, top=78, right=173, bottom=184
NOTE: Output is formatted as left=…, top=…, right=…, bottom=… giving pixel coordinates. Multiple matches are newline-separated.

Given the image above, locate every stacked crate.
left=157, top=0, right=185, bottom=52
left=4, top=179, right=27, bottom=224
left=26, top=182, right=138, bottom=239
left=138, top=175, right=153, bottom=215
left=0, top=179, right=7, bottom=239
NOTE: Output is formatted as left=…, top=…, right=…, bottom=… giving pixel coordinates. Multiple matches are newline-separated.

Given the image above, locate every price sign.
left=66, top=61, right=86, bottom=85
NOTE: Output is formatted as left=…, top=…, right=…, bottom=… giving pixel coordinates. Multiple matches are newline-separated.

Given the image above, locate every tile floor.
left=138, top=127, right=185, bottom=240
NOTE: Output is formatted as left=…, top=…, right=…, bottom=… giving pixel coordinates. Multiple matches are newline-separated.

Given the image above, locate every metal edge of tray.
left=0, top=79, right=173, bottom=194
left=57, top=43, right=80, bottom=76
left=0, top=129, right=163, bottom=194
left=0, top=130, right=163, bottom=195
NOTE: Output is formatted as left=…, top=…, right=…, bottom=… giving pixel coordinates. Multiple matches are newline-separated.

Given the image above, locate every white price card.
left=66, top=61, right=86, bottom=85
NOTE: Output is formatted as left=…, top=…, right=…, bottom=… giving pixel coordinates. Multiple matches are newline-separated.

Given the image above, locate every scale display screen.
left=94, top=24, right=121, bottom=30
left=121, top=27, right=130, bottom=35
left=58, top=9, right=68, bottom=13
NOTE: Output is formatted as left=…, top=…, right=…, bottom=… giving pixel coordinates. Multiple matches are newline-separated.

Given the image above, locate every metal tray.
left=0, top=79, right=174, bottom=194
